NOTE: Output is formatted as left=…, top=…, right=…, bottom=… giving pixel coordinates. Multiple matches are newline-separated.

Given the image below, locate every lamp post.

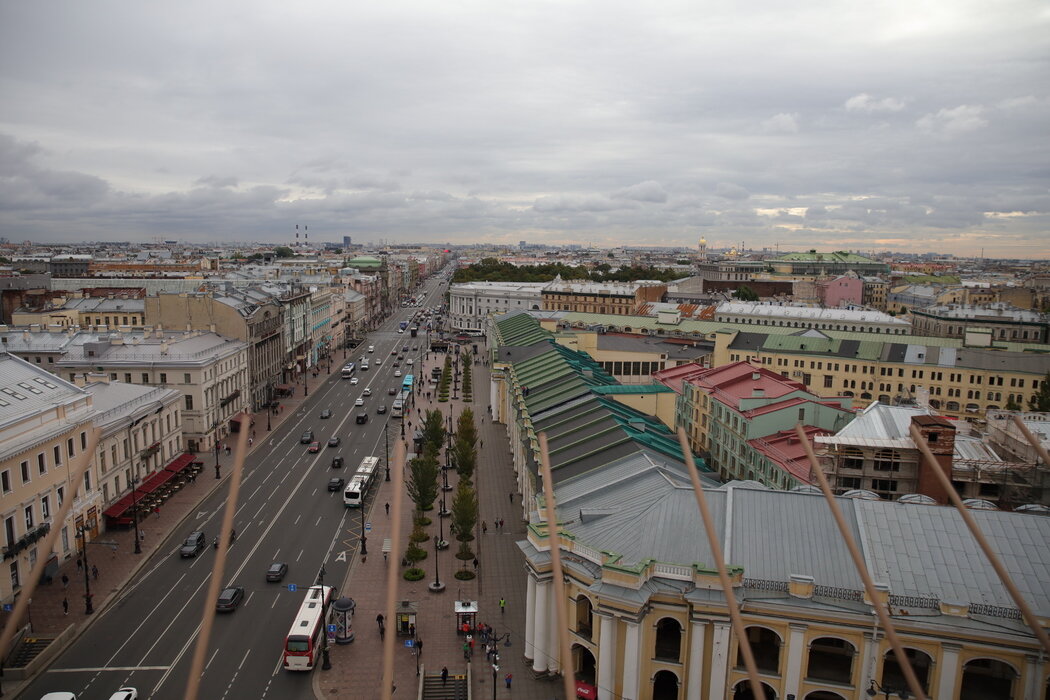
left=214, top=439, right=221, bottom=480
left=360, top=510, right=367, bottom=556
left=384, top=421, right=391, bottom=481
left=131, top=475, right=142, bottom=554
left=867, top=680, right=910, bottom=699
left=491, top=649, right=500, bottom=700
left=266, top=383, right=273, bottom=431
left=74, top=527, right=94, bottom=615
left=303, top=361, right=309, bottom=397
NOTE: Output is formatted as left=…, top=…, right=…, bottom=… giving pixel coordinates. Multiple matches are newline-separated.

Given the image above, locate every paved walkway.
left=316, top=345, right=566, bottom=700
left=4, top=364, right=336, bottom=692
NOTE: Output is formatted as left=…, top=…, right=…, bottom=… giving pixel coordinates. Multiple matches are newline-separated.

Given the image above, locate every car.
left=328, top=436, right=341, bottom=448
left=398, top=328, right=404, bottom=333
left=320, top=409, right=332, bottom=419
left=331, top=456, right=344, bottom=468
left=300, top=430, right=314, bottom=444
left=363, top=387, right=372, bottom=396
left=107, top=689, right=139, bottom=700
left=328, top=477, right=345, bottom=492
left=374, top=358, right=382, bottom=365
left=377, top=405, right=387, bottom=414
left=391, top=348, right=398, bottom=355
left=406, top=359, right=414, bottom=366
left=388, top=387, right=398, bottom=395
left=350, top=377, right=359, bottom=385
left=266, top=562, right=288, bottom=581
left=215, top=586, right=245, bottom=612
left=355, top=413, right=369, bottom=424
left=412, top=345, right=419, bottom=350
left=394, top=370, right=402, bottom=377
left=355, top=397, right=364, bottom=406
left=392, top=360, right=400, bottom=367
left=180, top=531, right=206, bottom=557
left=368, top=345, right=375, bottom=353
left=308, top=441, right=320, bottom=453
left=402, top=345, right=409, bottom=352
left=41, top=694, right=79, bottom=700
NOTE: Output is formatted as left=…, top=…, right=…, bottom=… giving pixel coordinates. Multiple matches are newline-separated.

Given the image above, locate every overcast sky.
left=1, top=1, right=1048, bottom=256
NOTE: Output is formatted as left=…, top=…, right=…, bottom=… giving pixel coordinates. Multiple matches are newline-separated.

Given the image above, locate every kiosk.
left=454, top=600, right=478, bottom=634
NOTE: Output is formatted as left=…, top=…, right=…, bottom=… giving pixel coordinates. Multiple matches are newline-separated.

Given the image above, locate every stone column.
left=685, top=619, right=708, bottom=700
left=708, top=621, right=731, bottom=700
left=858, top=630, right=877, bottom=693
left=524, top=574, right=537, bottom=662
left=783, top=622, right=808, bottom=698
left=622, top=620, right=641, bottom=700
left=532, top=578, right=549, bottom=674
left=597, top=614, right=619, bottom=700
left=1024, top=653, right=1045, bottom=700
left=936, top=643, right=961, bottom=700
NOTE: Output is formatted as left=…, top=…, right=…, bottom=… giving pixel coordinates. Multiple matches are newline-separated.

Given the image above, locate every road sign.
left=365, top=522, right=372, bottom=533
left=328, top=624, right=337, bottom=634
left=2, top=604, right=11, bottom=612
left=405, top=639, right=414, bottom=647
left=288, top=583, right=297, bottom=592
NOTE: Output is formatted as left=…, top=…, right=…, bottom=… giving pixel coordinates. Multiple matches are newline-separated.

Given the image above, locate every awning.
left=164, top=452, right=196, bottom=474
left=229, top=412, right=246, bottom=425
left=136, top=469, right=174, bottom=495
left=575, top=681, right=598, bottom=699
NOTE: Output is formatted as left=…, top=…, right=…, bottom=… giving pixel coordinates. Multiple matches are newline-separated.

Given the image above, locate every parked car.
left=266, top=562, right=288, bottom=582
left=300, top=430, right=314, bottom=444
left=377, top=405, right=387, bottom=414
left=215, top=586, right=245, bottom=612
left=406, top=359, right=414, bottom=366
left=308, top=441, right=320, bottom=453
left=328, top=436, right=341, bottom=448
left=402, top=345, right=409, bottom=352
left=398, top=328, right=404, bottom=333
left=328, top=477, right=345, bottom=492
left=374, top=358, right=382, bottom=365
left=180, top=531, right=206, bottom=558
left=320, top=409, right=332, bottom=419
left=355, top=397, right=364, bottom=406
left=331, top=456, right=344, bottom=468
left=393, top=360, right=400, bottom=367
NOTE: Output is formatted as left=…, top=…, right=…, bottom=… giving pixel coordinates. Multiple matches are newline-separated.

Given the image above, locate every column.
left=1025, top=653, right=1045, bottom=700
left=936, top=643, right=961, bottom=700
left=621, top=620, right=641, bottom=700
left=708, top=621, right=731, bottom=700
left=597, top=614, right=619, bottom=700
left=532, top=579, right=550, bottom=674
left=685, top=620, right=708, bottom=700
left=858, top=630, right=876, bottom=693
left=783, top=623, right=808, bottom=699
left=524, top=574, right=537, bottom=662
left=548, top=588, right=561, bottom=674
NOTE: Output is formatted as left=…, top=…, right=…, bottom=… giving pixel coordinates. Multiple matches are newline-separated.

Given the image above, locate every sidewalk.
left=4, top=364, right=338, bottom=687
left=317, top=344, right=565, bottom=700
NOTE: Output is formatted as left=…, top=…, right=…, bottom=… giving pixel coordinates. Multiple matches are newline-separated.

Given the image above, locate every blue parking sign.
left=287, top=583, right=297, bottom=592
left=405, top=639, right=414, bottom=647
left=2, top=604, right=12, bottom=612
left=328, top=624, right=337, bottom=634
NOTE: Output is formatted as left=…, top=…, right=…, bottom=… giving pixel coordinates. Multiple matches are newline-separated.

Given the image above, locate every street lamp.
left=266, top=383, right=273, bottom=432
left=214, top=439, right=221, bottom=480
left=491, top=649, right=500, bottom=700
left=384, top=421, right=391, bottom=482
left=74, top=526, right=94, bottom=615
left=360, top=511, right=367, bottom=556
left=867, top=680, right=911, bottom=699
left=131, top=475, right=142, bottom=554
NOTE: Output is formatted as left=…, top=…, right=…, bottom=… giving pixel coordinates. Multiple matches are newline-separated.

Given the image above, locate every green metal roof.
left=495, top=312, right=553, bottom=347
left=592, top=384, right=674, bottom=395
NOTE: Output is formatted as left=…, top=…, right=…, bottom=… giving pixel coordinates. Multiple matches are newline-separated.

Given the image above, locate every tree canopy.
left=451, top=258, right=683, bottom=284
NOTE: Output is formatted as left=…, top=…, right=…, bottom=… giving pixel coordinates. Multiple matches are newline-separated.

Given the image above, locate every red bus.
left=283, top=585, right=335, bottom=671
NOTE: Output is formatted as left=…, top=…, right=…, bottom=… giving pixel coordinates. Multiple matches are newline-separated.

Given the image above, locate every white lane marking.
left=296, top=549, right=304, bottom=562
left=245, top=590, right=255, bottom=608
left=294, top=514, right=301, bottom=525
left=100, top=571, right=189, bottom=664
left=238, top=647, right=251, bottom=670
left=48, top=666, right=170, bottom=673
left=205, top=646, right=220, bottom=670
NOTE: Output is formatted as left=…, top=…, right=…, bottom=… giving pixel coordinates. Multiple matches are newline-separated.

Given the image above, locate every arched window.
left=738, top=626, right=781, bottom=674
left=881, top=647, right=932, bottom=693
left=805, top=693, right=846, bottom=700
left=575, top=596, right=593, bottom=639
left=732, top=679, right=777, bottom=700
left=653, top=670, right=680, bottom=700
left=946, top=401, right=960, bottom=411
left=961, top=658, right=1017, bottom=700
left=654, top=617, right=682, bottom=662
left=572, top=643, right=597, bottom=686
left=806, top=637, right=856, bottom=684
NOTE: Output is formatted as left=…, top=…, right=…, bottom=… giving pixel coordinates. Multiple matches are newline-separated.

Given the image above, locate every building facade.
left=448, top=281, right=546, bottom=332
left=910, top=303, right=1050, bottom=344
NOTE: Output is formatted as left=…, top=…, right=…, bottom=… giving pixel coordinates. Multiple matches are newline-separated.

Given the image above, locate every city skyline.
left=1, top=1, right=1048, bottom=257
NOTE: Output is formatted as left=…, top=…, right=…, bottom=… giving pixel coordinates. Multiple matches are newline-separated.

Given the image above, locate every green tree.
left=451, top=436, right=476, bottom=482
left=456, top=408, right=478, bottom=449
left=1005, top=397, right=1022, bottom=411
left=406, top=449, right=439, bottom=512
left=733, top=284, right=759, bottom=301
left=274, top=246, right=295, bottom=258
left=1028, top=372, right=1050, bottom=411
left=450, top=480, right=478, bottom=561
left=422, top=410, right=445, bottom=452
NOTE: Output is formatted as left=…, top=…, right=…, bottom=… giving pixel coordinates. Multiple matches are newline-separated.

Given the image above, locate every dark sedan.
left=215, top=586, right=245, bottom=612
left=328, top=477, right=345, bottom=492
left=320, top=409, right=332, bottom=419
left=328, top=436, right=341, bottom=448
left=266, top=562, right=288, bottom=582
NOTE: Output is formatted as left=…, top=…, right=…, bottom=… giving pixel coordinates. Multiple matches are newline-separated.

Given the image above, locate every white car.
left=355, top=398, right=364, bottom=406
left=394, top=370, right=402, bottom=377
left=108, top=689, right=139, bottom=700
left=368, top=345, right=375, bottom=353
left=406, top=358, right=414, bottom=365
left=363, top=388, right=372, bottom=396
left=350, top=377, right=359, bottom=385
left=374, top=358, right=382, bottom=365
left=398, top=328, right=404, bottom=334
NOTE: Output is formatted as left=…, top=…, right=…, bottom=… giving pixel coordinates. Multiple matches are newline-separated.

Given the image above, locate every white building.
left=449, top=281, right=546, bottom=332
left=714, top=301, right=911, bottom=334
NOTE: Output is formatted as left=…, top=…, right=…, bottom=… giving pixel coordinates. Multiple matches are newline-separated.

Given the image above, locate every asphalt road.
left=23, top=272, right=452, bottom=700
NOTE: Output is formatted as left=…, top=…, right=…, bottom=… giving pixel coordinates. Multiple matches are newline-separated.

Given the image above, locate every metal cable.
left=676, top=428, right=766, bottom=700
left=796, top=423, right=929, bottom=700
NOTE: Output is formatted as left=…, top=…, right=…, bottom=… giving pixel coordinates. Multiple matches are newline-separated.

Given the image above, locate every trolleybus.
left=283, top=585, right=335, bottom=671
left=341, top=362, right=356, bottom=379
left=343, top=456, right=380, bottom=507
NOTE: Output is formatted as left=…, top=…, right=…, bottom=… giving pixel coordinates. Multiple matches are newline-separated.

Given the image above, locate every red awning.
left=229, top=412, right=246, bottom=425
left=164, top=452, right=196, bottom=474
left=102, top=494, right=135, bottom=520
left=576, top=681, right=597, bottom=699
left=135, top=469, right=174, bottom=494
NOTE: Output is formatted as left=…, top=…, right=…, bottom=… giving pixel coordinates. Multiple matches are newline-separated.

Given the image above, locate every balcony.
left=3, top=523, right=51, bottom=561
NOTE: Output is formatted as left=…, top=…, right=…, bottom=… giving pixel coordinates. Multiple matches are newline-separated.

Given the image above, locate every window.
left=20, top=461, right=30, bottom=484
left=874, top=449, right=901, bottom=471
left=160, top=373, right=167, bottom=384
left=184, top=373, right=191, bottom=384
left=9, top=561, right=19, bottom=591
left=841, top=448, right=864, bottom=470
left=67, top=437, right=75, bottom=458
left=871, top=479, right=898, bottom=497
left=53, top=445, right=62, bottom=466
left=41, top=495, right=50, bottom=520
left=824, top=375, right=834, bottom=388
left=84, top=470, right=91, bottom=491
left=80, top=431, right=87, bottom=450
left=4, top=516, right=15, bottom=547
left=24, top=505, right=34, bottom=529
left=0, top=469, right=8, bottom=493
left=142, top=372, right=149, bottom=383
left=185, top=395, right=194, bottom=410
left=124, top=373, right=132, bottom=383
left=57, top=486, right=64, bottom=506
left=839, top=476, right=862, bottom=490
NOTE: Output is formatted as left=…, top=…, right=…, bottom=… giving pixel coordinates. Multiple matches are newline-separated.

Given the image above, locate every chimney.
left=911, top=415, right=956, bottom=503
left=788, top=574, right=814, bottom=599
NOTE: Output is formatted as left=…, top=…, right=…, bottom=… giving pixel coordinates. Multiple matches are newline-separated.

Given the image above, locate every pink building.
left=817, top=271, right=863, bottom=308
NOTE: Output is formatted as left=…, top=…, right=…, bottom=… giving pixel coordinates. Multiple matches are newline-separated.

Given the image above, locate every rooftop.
left=716, top=301, right=909, bottom=326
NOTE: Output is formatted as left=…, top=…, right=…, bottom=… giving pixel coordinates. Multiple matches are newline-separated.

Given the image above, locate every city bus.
left=283, top=585, right=335, bottom=671
left=402, top=374, right=414, bottom=393
left=343, top=456, right=380, bottom=507
left=341, top=362, right=356, bottom=379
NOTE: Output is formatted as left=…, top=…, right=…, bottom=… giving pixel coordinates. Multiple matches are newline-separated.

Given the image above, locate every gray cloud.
left=0, top=1, right=1047, bottom=256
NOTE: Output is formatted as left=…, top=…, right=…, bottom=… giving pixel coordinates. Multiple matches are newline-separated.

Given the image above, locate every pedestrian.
left=385, top=502, right=390, bottom=516
left=509, top=491, right=513, bottom=503
left=473, top=557, right=478, bottom=571
left=61, top=573, right=69, bottom=589
left=76, top=558, right=83, bottom=572
left=441, top=666, right=449, bottom=685
left=500, top=597, right=506, bottom=614
left=62, top=597, right=68, bottom=615
left=140, top=529, right=146, bottom=543
left=500, top=517, right=505, bottom=529
left=505, top=673, right=512, bottom=689
left=482, top=521, right=487, bottom=534
left=91, top=565, right=99, bottom=580
left=463, top=642, right=470, bottom=659
left=248, top=437, right=253, bottom=447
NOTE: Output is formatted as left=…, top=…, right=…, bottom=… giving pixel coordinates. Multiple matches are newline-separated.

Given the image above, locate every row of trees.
left=452, top=258, right=684, bottom=284
left=437, top=354, right=453, bottom=402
